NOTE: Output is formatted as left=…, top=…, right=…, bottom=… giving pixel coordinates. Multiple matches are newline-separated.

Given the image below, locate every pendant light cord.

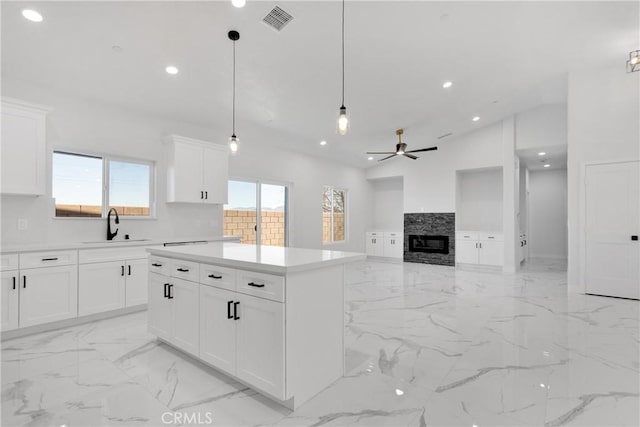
left=341, top=0, right=345, bottom=107
left=232, top=39, right=236, bottom=136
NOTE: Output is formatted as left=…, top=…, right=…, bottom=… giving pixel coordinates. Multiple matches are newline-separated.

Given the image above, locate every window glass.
left=322, top=186, right=346, bottom=243
left=52, top=152, right=102, bottom=217
left=109, top=160, right=151, bottom=216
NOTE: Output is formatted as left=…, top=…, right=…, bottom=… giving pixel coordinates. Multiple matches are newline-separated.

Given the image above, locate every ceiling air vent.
left=262, top=6, right=293, bottom=32
left=437, top=132, right=453, bottom=140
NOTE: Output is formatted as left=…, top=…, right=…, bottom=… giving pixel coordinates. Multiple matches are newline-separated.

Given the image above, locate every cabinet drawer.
left=366, top=231, right=382, bottom=237
left=200, top=264, right=237, bottom=292
left=79, top=246, right=148, bottom=264
left=456, top=232, right=479, bottom=240
left=1, top=254, right=19, bottom=271
left=479, top=233, right=503, bottom=242
left=170, top=259, right=199, bottom=282
left=149, top=256, right=170, bottom=276
left=236, top=271, right=285, bottom=303
left=384, top=232, right=402, bottom=238
left=20, top=250, right=77, bottom=269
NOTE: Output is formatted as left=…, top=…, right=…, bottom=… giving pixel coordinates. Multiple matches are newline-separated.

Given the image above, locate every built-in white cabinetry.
left=1, top=251, right=78, bottom=331
left=366, top=231, right=403, bottom=258
left=519, top=233, right=528, bottom=263
left=78, top=247, right=149, bottom=316
left=1, top=98, right=48, bottom=196
left=164, top=135, right=228, bottom=204
left=456, top=232, right=504, bottom=266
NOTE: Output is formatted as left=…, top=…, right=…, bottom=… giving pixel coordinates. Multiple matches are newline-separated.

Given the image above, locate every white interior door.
left=585, top=161, right=640, bottom=299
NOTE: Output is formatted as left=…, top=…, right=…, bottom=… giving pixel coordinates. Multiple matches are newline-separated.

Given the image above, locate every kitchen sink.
left=82, top=239, right=151, bottom=244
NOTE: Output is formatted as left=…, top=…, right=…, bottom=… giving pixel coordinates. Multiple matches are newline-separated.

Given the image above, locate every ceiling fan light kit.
left=367, top=129, right=438, bottom=162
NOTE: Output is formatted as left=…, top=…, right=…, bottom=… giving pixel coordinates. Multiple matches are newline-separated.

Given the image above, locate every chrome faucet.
left=107, top=208, right=120, bottom=240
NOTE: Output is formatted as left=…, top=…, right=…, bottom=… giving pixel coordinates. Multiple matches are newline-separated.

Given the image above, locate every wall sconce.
left=627, top=50, right=639, bottom=73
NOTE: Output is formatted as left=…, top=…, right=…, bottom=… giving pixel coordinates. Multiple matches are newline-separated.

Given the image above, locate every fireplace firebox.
left=408, top=235, right=449, bottom=254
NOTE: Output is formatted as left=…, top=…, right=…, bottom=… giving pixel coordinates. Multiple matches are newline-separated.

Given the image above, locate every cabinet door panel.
left=19, top=265, right=78, bottom=328
left=171, top=278, right=200, bottom=356
left=171, top=142, right=203, bottom=203
left=479, top=241, right=504, bottom=266
left=199, top=285, right=236, bottom=374
left=455, top=240, right=479, bottom=264
left=148, top=273, right=172, bottom=341
left=235, top=295, right=285, bottom=399
left=126, top=258, right=148, bottom=306
left=202, top=147, right=228, bottom=204
left=1, top=271, right=19, bottom=331
left=79, top=261, right=126, bottom=316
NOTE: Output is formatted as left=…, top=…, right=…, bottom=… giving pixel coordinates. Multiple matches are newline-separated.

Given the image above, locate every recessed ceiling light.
left=111, top=45, right=123, bottom=53
left=320, top=140, right=327, bottom=146
left=22, top=9, right=43, bottom=22
left=231, top=0, right=246, bottom=8
left=442, top=81, right=453, bottom=89
left=367, top=156, right=374, bottom=161
left=395, top=388, right=404, bottom=396
left=544, top=164, right=551, bottom=168
left=165, top=66, right=179, bottom=75
left=538, top=152, right=546, bottom=156
left=472, top=116, right=480, bottom=122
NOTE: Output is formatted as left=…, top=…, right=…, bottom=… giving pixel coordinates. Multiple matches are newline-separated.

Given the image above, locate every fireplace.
left=409, top=235, right=449, bottom=254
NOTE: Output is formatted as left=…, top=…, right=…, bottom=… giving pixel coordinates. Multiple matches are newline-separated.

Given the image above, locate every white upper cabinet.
left=164, top=135, right=228, bottom=204
left=1, top=98, right=49, bottom=196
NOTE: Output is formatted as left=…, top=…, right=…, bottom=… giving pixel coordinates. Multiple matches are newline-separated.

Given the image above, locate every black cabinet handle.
left=176, top=268, right=189, bottom=272
left=233, top=301, right=240, bottom=320
left=248, top=282, right=265, bottom=288
left=41, top=257, right=58, bottom=261
left=164, top=283, right=169, bottom=298
left=200, top=191, right=204, bottom=199
left=152, top=263, right=162, bottom=267
left=167, top=284, right=174, bottom=299
left=12, top=276, right=16, bottom=290
left=521, top=241, right=524, bottom=247
left=208, top=274, right=222, bottom=279
left=524, top=240, right=527, bottom=245
left=227, top=300, right=233, bottom=319
left=205, top=191, right=208, bottom=199
left=632, top=235, right=639, bottom=241
left=23, top=275, right=26, bottom=288
left=121, top=265, right=125, bottom=276
left=128, top=265, right=131, bottom=276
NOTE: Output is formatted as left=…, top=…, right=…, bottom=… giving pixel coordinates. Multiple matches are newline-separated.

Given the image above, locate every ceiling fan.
left=367, top=129, right=438, bottom=161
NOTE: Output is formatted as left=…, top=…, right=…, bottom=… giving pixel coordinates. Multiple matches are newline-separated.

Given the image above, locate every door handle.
left=233, top=301, right=240, bottom=320
left=201, top=191, right=204, bottom=199
left=128, top=265, right=131, bottom=276
left=121, top=265, right=125, bottom=276
left=248, top=282, right=265, bottom=288
left=23, top=275, right=26, bottom=288
left=176, top=268, right=189, bottom=272
left=208, top=274, right=222, bottom=279
left=227, top=300, right=234, bottom=319
left=167, top=284, right=174, bottom=299
left=152, top=263, right=162, bottom=267
left=41, top=257, right=58, bottom=261
left=632, top=235, right=638, bottom=241
left=12, top=276, right=16, bottom=290
left=205, top=191, right=208, bottom=199
left=164, top=283, right=169, bottom=298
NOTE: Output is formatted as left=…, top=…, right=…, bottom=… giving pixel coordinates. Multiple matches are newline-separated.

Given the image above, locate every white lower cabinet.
left=125, top=258, right=149, bottom=307
left=455, top=240, right=480, bottom=264
left=1, top=271, right=19, bottom=331
left=148, top=273, right=173, bottom=340
left=456, top=232, right=504, bottom=266
left=19, top=265, right=78, bottom=328
left=79, top=261, right=126, bottom=316
left=200, top=285, right=236, bottom=373
left=366, top=231, right=403, bottom=258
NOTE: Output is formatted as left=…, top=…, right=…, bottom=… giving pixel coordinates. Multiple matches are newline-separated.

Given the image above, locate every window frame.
left=52, top=150, right=156, bottom=219
left=322, top=185, right=348, bottom=245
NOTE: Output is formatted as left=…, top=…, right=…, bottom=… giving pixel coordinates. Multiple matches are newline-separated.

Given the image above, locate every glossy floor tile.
left=2, top=259, right=638, bottom=426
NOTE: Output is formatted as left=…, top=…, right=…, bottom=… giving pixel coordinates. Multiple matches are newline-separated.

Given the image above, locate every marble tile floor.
left=1, top=259, right=638, bottom=427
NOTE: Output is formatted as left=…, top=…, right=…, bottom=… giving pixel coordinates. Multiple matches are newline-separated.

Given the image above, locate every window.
left=322, top=186, right=346, bottom=244
left=52, top=151, right=153, bottom=218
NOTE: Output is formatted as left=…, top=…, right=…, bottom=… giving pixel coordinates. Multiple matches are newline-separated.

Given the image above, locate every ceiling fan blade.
left=378, top=154, right=397, bottom=161
left=406, top=146, right=438, bottom=153
left=403, top=153, right=419, bottom=160
left=366, top=151, right=395, bottom=154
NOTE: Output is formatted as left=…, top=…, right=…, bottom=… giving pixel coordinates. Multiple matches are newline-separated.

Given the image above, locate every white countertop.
left=148, top=242, right=366, bottom=274
left=0, top=236, right=239, bottom=254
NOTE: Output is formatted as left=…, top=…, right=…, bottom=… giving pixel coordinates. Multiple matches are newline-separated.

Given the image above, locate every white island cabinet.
left=147, top=242, right=365, bottom=410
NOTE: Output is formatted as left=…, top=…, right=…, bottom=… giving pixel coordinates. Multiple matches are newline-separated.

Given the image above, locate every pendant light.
left=228, top=30, right=240, bottom=154
left=337, top=0, right=349, bottom=135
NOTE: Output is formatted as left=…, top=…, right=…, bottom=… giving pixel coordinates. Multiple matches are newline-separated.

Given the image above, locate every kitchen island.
left=146, top=242, right=365, bottom=409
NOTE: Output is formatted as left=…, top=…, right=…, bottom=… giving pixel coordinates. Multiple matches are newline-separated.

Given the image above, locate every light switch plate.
left=18, top=218, right=28, bottom=230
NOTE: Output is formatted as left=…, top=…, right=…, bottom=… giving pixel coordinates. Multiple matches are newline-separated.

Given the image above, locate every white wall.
left=366, top=122, right=504, bottom=213
left=567, top=64, right=640, bottom=293
left=455, top=168, right=503, bottom=231
left=369, top=177, right=403, bottom=231
left=516, top=104, right=568, bottom=150
left=1, top=79, right=370, bottom=252
left=528, top=169, right=567, bottom=259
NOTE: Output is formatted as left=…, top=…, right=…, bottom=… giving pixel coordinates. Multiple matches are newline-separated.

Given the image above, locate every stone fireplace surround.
left=404, top=213, right=455, bottom=266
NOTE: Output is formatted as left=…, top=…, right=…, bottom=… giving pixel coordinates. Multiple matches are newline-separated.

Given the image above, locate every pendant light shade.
left=337, top=0, right=349, bottom=135
left=228, top=30, right=240, bottom=154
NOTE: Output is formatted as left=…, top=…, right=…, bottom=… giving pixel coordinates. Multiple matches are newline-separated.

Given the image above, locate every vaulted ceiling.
left=2, top=1, right=638, bottom=167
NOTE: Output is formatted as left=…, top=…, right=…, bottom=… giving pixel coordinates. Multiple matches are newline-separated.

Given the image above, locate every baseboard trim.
left=1, top=305, right=147, bottom=341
